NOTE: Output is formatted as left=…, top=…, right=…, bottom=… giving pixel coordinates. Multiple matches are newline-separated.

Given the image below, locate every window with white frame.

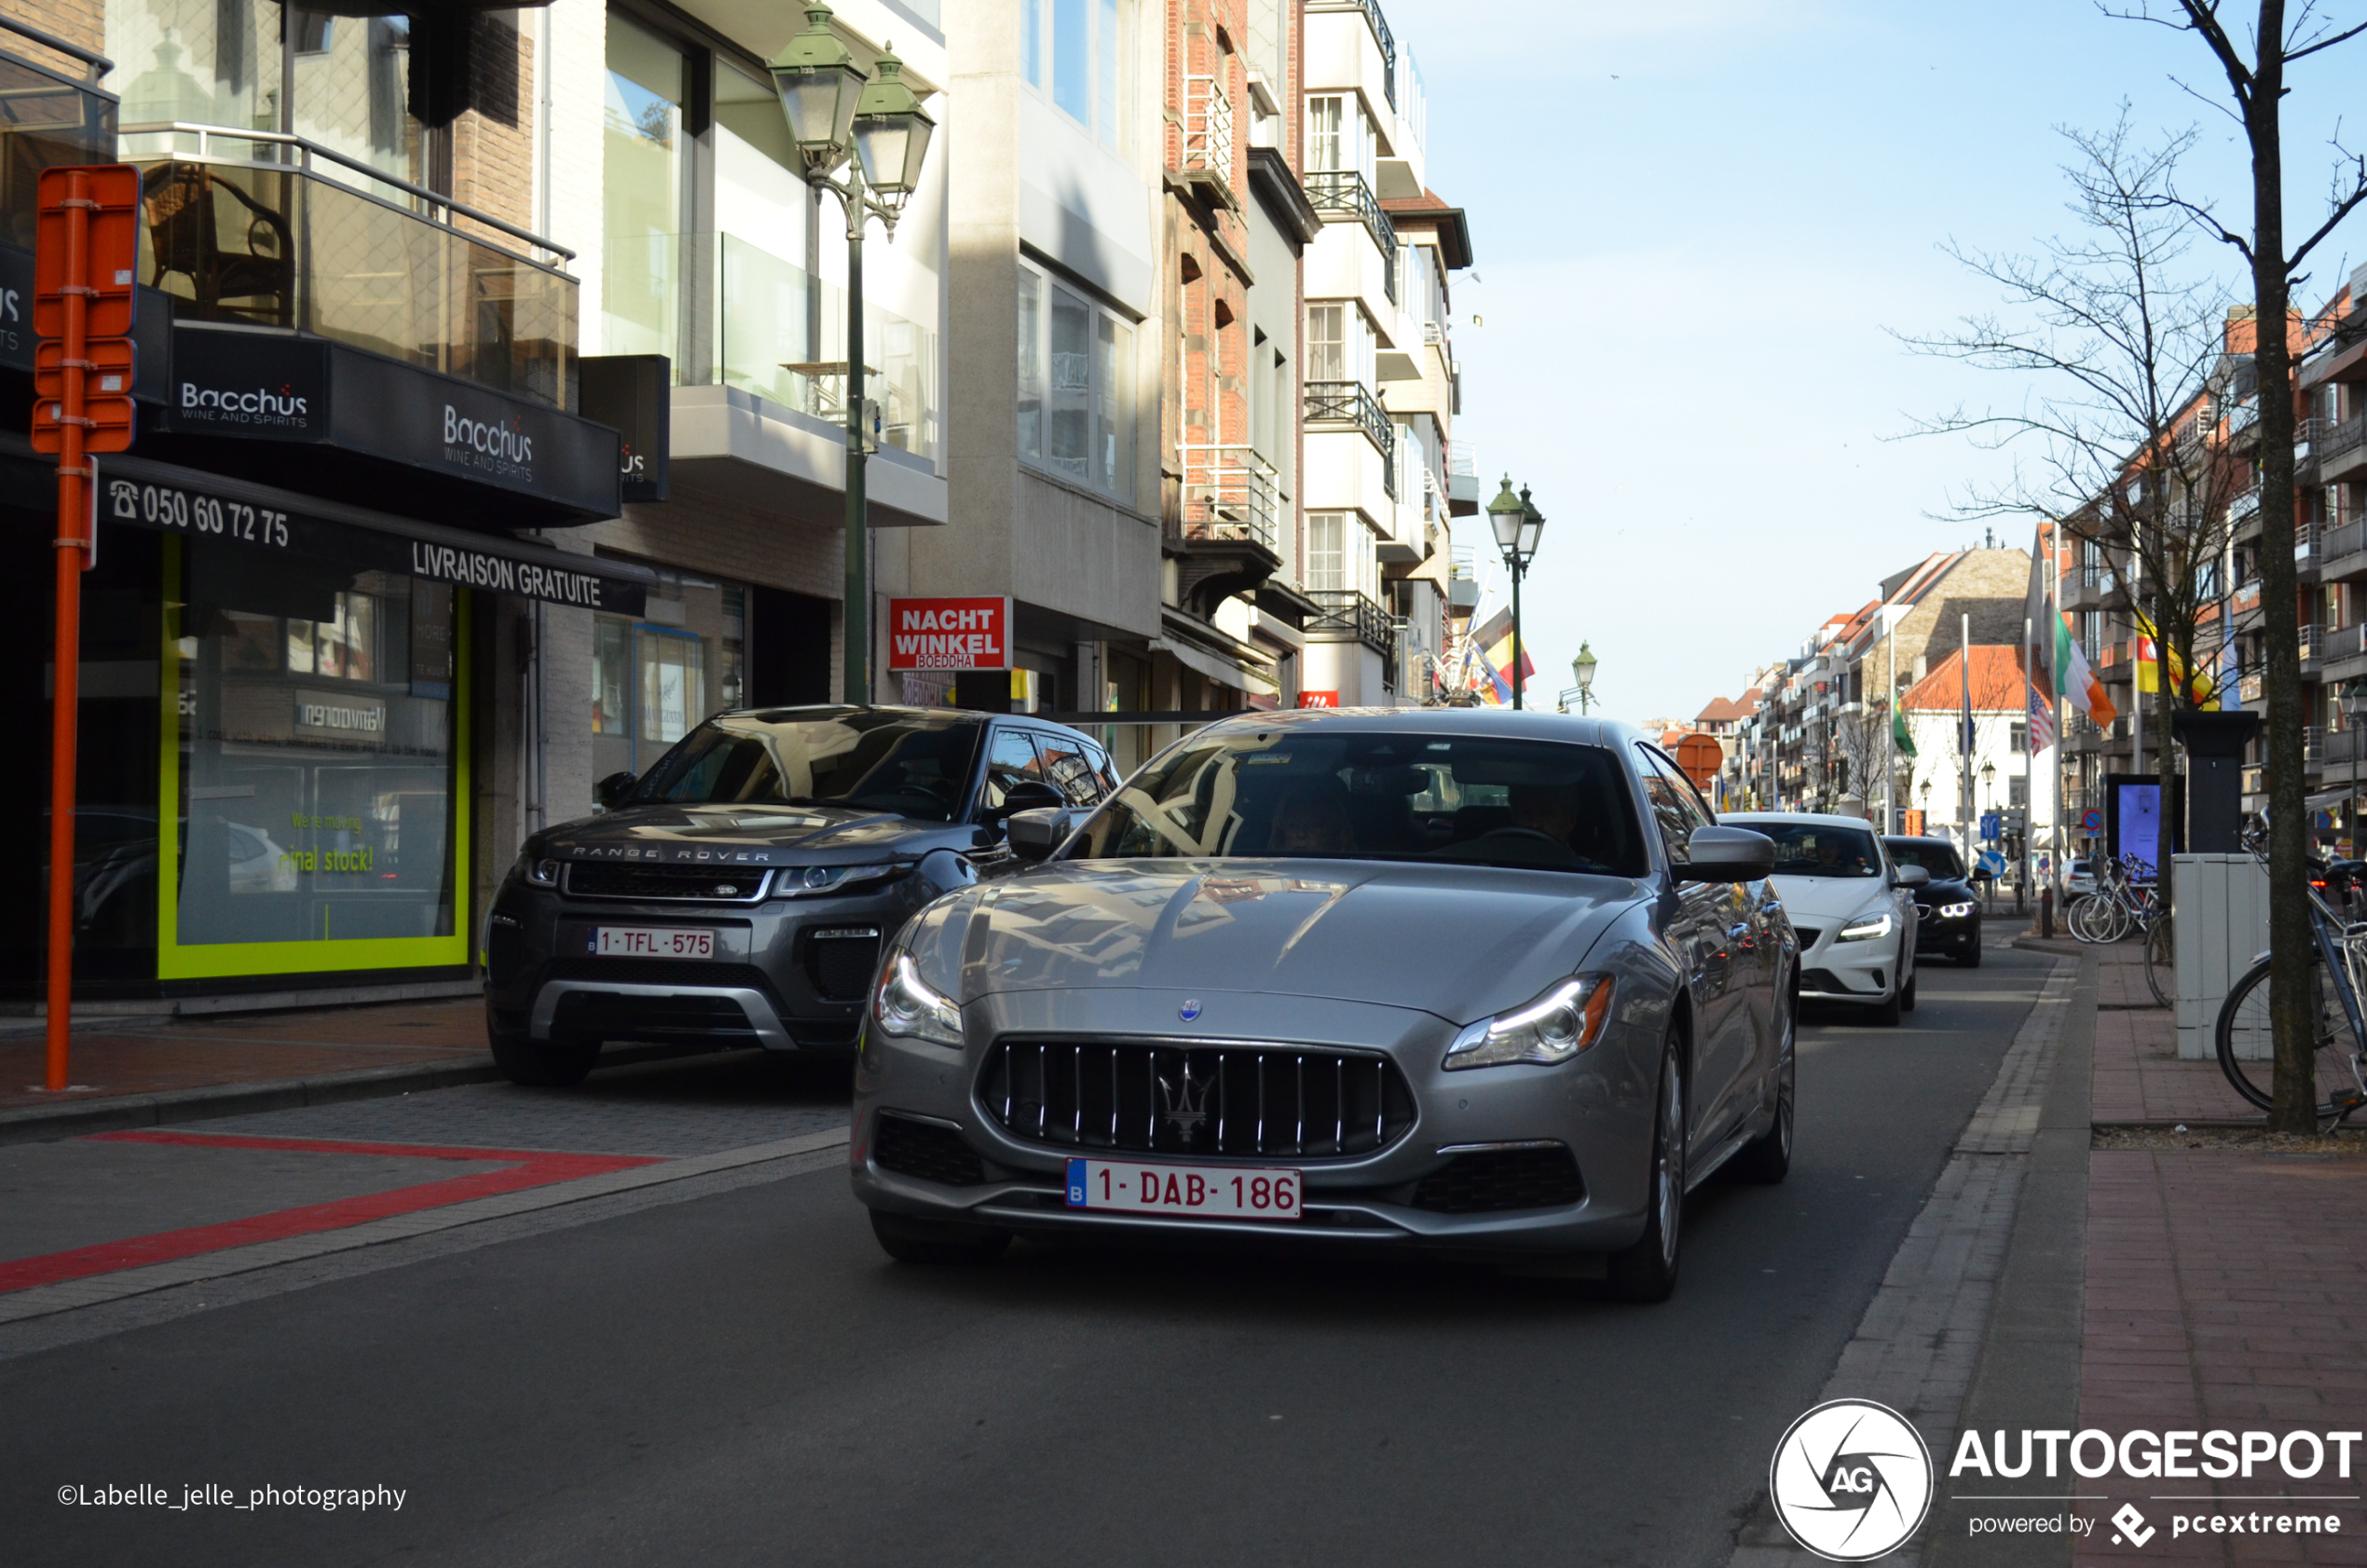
left=1307, top=303, right=1346, bottom=383
left=1018, top=260, right=1135, bottom=501
left=1022, top=0, right=1130, bottom=151
left=1306, top=93, right=1368, bottom=175
left=1307, top=512, right=1347, bottom=591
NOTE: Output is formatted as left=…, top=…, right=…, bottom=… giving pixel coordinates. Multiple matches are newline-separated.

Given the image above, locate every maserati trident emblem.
left=1178, top=999, right=1202, bottom=1021
left=1157, top=1060, right=1213, bottom=1139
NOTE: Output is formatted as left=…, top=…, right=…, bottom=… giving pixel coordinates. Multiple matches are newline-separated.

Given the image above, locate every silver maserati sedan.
left=849, top=710, right=1798, bottom=1301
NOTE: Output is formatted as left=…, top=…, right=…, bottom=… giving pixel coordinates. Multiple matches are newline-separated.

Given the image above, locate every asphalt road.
left=2, top=944, right=2052, bottom=1568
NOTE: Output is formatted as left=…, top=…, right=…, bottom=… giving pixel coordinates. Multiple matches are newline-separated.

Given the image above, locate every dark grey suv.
left=482, top=706, right=1117, bottom=1085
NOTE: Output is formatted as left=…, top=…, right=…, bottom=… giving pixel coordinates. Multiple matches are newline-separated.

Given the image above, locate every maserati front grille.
left=980, top=1039, right=1416, bottom=1159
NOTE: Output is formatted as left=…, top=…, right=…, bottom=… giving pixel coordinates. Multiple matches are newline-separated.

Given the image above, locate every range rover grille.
left=563, top=863, right=773, bottom=902
left=981, top=1040, right=1416, bottom=1159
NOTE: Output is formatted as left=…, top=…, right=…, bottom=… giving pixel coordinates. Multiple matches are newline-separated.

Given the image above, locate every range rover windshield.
left=1065, top=729, right=1649, bottom=875
left=631, top=711, right=984, bottom=822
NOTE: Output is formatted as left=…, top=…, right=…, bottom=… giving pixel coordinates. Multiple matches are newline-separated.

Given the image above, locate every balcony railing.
left=2323, top=620, right=2367, bottom=665
left=1305, top=378, right=1393, bottom=460
left=1315, top=0, right=1397, bottom=107
left=1307, top=588, right=1397, bottom=662
left=1177, top=444, right=1279, bottom=549
left=2327, top=518, right=2367, bottom=565
left=2301, top=620, right=2324, bottom=664
left=1303, top=169, right=1398, bottom=298
left=603, top=231, right=937, bottom=460
left=2240, top=672, right=2264, bottom=703
left=1182, top=73, right=1235, bottom=182
left=2235, top=580, right=2262, bottom=615
left=121, top=121, right=576, bottom=408
left=2228, top=484, right=2262, bottom=525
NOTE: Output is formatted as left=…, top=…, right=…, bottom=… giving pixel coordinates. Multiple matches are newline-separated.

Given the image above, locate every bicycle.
left=2212, top=849, right=2367, bottom=1125
left=2068, top=854, right=2174, bottom=1006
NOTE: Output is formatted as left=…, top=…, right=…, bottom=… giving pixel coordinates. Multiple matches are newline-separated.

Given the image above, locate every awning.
left=1, top=441, right=652, bottom=615
left=2305, top=787, right=2359, bottom=812
left=1153, top=632, right=1278, bottom=696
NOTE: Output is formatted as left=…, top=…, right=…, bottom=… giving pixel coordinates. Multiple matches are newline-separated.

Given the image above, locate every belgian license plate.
left=593, top=927, right=715, bottom=959
left=1065, top=1158, right=1301, bottom=1221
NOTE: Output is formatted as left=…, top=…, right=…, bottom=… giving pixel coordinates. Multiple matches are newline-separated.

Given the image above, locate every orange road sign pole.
left=45, top=167, right=90, bottom=1093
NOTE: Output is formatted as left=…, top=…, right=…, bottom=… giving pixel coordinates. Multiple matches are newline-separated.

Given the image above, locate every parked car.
left=851, top=711, right=1797, bottom=1302
left=482, top=706, right=1120, bottom=1086
left=1722, top=812, right=1924, bottom=1025
left=1882, top=836, right=1983, bottom=967
left=2062, top=857, right=2096, bottom=900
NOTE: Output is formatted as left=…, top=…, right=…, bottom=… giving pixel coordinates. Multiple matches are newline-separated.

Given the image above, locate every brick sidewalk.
left=2074, top=951, right=2367, bottom=1563
left=0, top=1000, right=486, bottom=1112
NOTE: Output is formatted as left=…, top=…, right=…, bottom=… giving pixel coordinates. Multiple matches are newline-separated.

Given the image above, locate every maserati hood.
left=905, top=859, right=1651, bottom=1024
left=536, top=803, right=942, bottom=865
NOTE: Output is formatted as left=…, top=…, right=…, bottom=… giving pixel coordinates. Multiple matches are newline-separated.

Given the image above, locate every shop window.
left=591, top=569, right=748, bottom=778
left=166, top=538, right=462, bottom=966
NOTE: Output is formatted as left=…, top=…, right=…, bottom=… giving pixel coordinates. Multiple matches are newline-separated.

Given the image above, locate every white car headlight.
left=1837, top=910, right=1895, bottom=942
left=1938, top=901, right=1976, bottom=920
left=516, top=853, right=560, bottom=887
left=872, top=948, right=965, bottom=1049
left=777, top=863, right=909, bottom=898
left=1443, top=975, right=1615, bottom=1070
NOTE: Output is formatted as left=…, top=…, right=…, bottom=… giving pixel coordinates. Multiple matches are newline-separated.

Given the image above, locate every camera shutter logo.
left=1768, top=1398, right=1934, bottom=1561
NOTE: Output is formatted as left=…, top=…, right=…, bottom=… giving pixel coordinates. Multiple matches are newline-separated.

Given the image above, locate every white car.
left=1723, top=812, right=1926, bottom=1026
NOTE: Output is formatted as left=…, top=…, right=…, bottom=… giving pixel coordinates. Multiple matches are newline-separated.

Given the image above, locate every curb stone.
left=1728, top=957, right=2087, bottom=1567
left=0, top=1040, right=759, bottom=1147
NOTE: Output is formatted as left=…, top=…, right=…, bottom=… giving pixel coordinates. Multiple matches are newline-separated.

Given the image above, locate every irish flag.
left=2055, top=612, right=2117, bottom=728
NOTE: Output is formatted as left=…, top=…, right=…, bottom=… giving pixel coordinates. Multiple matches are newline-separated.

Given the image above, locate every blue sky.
left=1393, top=0, right=2367, bottom=723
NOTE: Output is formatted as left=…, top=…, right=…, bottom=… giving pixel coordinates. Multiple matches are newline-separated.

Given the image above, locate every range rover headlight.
left=1443, top=975, right=1615, bottom=1070
left=514, top=853, right=560, bottom=887
left=779, top=862, right=910, bottom=898
left=1838, top=909, right=1895, bottom=942
left=873, top=948, right=964, bottom=1049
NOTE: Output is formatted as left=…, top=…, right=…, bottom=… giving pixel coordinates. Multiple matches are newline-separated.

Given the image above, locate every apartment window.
left=1018, top=261, right=1135, bottom=501
left=1307, top=513, right=1347, bottom=591
left=1031, top=0, right=1129, bottom=149
left=602, top=15, right=691, bottom=364
left=1307, top=303, right=1345, bottom=382
left=1308, top=95, right=1346, bottom=171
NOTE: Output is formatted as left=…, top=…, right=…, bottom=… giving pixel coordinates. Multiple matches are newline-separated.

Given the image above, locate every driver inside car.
left=1508, top=780, right=1580, bottom=846
left=1268, top=778, right=1356, bottom=855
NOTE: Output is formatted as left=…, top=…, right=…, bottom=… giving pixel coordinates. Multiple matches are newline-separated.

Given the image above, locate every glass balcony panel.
left=126, top=125, right=577, bottom=408
left=0, top=48, right=116, bottom=250
left=615, top=231, right=938, bottom=463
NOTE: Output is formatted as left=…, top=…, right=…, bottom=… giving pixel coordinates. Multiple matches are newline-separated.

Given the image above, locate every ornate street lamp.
left=771, top=5, right=936, bottom=702
left=1571, top=642, right=1597, bottom=715
left=1486, top=477, right=1544, bottom=709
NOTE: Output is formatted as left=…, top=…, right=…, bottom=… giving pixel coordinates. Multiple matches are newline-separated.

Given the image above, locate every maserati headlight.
left=872, top=946, right=964, bottom=1048
left=1837, top=910, right=1895, bottom=942
left=1938, top=901, right=1976, bottom=920
left=1443, top=975, right=1615, bottom=1070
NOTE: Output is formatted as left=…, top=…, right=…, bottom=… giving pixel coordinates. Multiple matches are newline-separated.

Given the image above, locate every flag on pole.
left=1892, top=704, right=1918, bottom=757
left=2026, top=682, right=2057, bottom=754
left=2054, top=612, right=2118, bottom=727
left=1470, top=606, right=1534, bottom=707
left=2128, top=608, right=2217, bottom=706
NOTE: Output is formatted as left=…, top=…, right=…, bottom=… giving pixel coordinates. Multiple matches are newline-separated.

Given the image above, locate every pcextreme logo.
left=1770, top=1399, right=1936, bottom=1561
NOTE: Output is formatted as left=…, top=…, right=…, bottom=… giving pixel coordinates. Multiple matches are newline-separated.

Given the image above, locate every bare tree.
left=2107, top=0, right=2367, bottom=1131
left=1898, top=113, right=2248, bottom=963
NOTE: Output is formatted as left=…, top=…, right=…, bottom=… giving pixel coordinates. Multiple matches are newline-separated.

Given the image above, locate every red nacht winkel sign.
left=888, top=596, right=1011, bottom=672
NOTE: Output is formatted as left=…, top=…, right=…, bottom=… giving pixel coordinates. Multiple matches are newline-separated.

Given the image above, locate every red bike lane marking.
left=0, top=1130, right=664, bottom=1294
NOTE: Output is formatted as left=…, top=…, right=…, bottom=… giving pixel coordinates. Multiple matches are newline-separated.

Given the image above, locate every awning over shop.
left=2305, top=787, right=2359, bottom=812
left=2, top=442, right=651, bottom=614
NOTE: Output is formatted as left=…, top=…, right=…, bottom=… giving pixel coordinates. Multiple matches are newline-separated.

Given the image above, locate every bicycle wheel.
left=2144, top=919, right=2173, bottom=1008
left=2213, top=951, right=2364, bottom=1118
left=2067, top=895, right=2102, bottom=943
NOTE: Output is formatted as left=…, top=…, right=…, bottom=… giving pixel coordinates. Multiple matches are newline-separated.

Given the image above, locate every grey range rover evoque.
left=482, top=706, right=1121, bottom=1085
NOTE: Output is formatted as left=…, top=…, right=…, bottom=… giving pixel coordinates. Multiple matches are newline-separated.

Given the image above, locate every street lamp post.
left=1485, top=478, right=1545, bottom=709
left=2343, top=677, right=2367, bottom=855
left=1572, top=643, right=1596, bottom=715
left=771, top=5, right=935, bottom=704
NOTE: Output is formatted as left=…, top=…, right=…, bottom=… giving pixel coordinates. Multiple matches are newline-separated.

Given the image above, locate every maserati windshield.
left=1065, top=730, right=1649, bottom=875
left=631, top=712, right=984, bottom=822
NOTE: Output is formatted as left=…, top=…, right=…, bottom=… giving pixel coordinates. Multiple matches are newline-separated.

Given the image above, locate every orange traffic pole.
left=45, top=168, right=89, bottom=1093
